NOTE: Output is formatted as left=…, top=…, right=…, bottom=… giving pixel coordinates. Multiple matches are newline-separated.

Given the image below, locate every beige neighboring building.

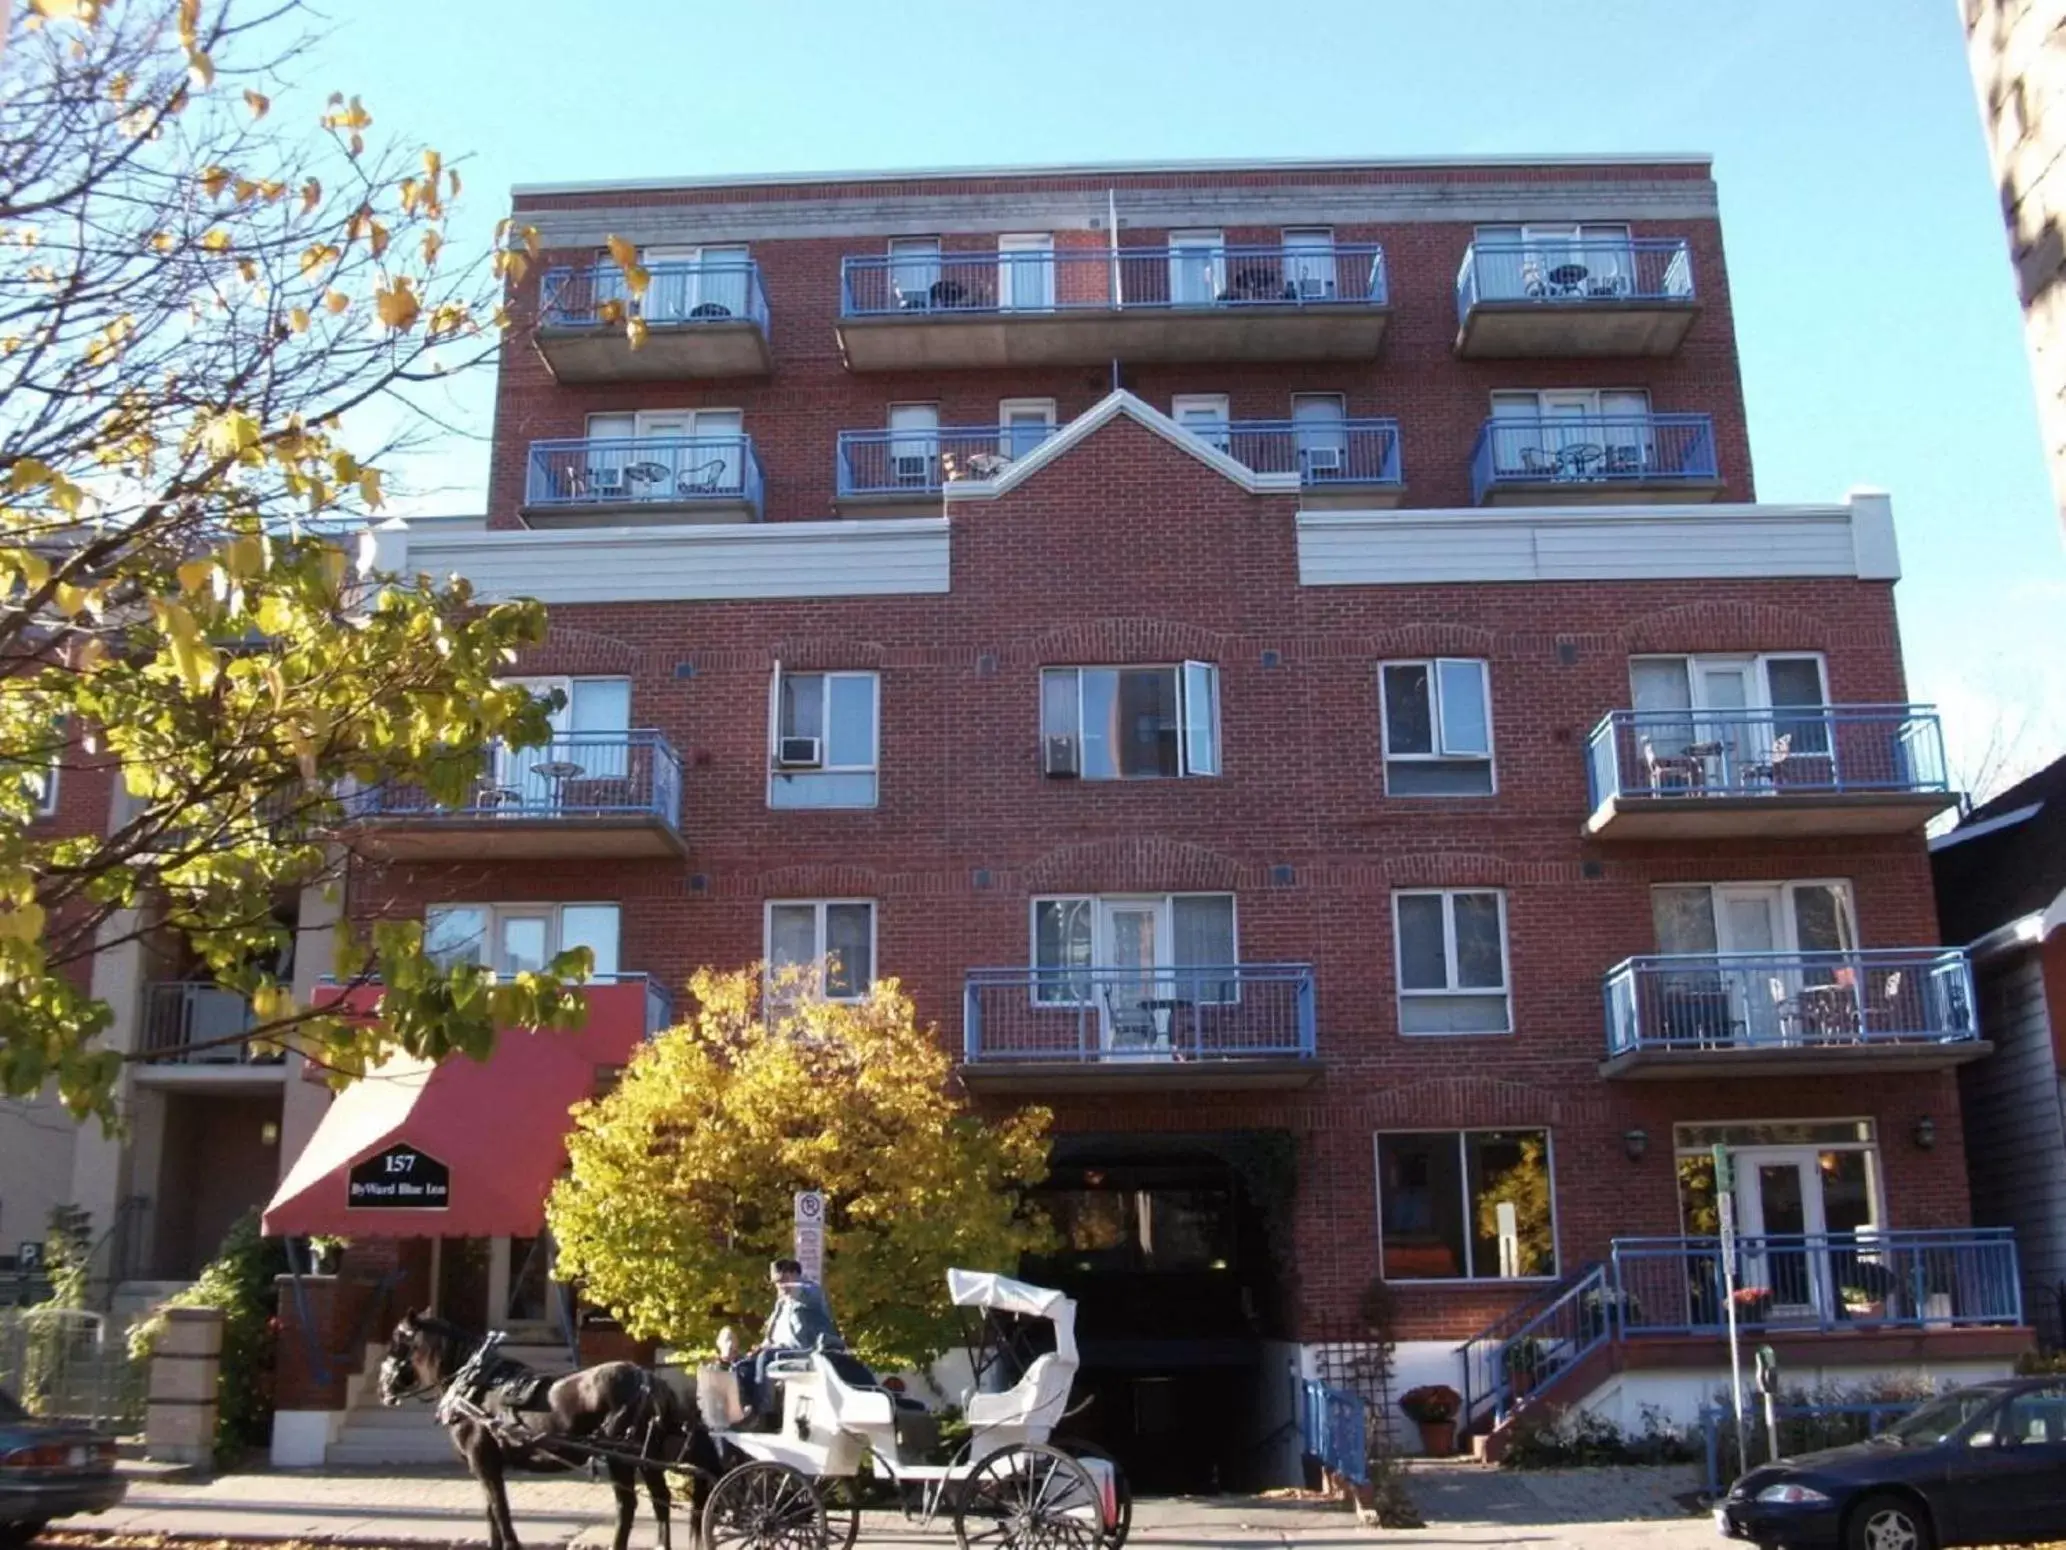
left=1966, top=0, right=2066, bottom=534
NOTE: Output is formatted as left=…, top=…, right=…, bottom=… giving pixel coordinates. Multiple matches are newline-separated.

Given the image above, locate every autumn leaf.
left=243, top=88, right=269, bottom=119
left=374, top=278, right=420, bottom=331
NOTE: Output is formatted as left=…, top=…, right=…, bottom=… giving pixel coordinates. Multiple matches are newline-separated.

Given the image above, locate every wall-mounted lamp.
left=1622, top=1127, right=1649, bottom=1162
left=260, top=1120, right=280, bottom=1146
left=1913, top=1115, right=1937, bottom=1151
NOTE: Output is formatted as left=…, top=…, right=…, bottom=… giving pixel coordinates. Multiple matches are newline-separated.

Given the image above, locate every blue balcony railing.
left=836, top=424, right=1061, bottom=496
left=1587, top=705, right=1950, bottom=810
left=1469, top=412, right=1716, bottom=502
left=1185, top=419, right=1403, bottom=487
left=141, top=983, right=275, bottom=1064
left=1609, top=1229, right=2022, bottom=1336
left=351, top=730, right=684, bottom=835
left=1456, top=1264, right=1613, bottom=1429
left=1455, top=237, right=1694, bottom=320
left=1603, top=948, right=1978, bottom=1058
left=841, top=243, right=1387, bottom=317
left=962, top=964, right=1316, bottom=1065
left=525, top=435, right=764, bottom=518
left=1298, top=1381, right=1368, bottom=1487
left=540, top=259, right=769, bottom=334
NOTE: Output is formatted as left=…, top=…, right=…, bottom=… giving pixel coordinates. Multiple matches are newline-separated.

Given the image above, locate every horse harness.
left=434, top=1334, right=667, bottom=1465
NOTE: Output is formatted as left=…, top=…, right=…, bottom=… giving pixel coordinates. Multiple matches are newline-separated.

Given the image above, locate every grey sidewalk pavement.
left=52, top=1459, right=1721, bottom=1548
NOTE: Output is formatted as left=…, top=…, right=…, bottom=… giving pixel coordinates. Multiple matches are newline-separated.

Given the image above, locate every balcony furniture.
left=677, top=460, right=731, bottom=496
left=1101, top=986, right=1168, bottom=1054
left=1789, top=982, right=1862, bottom=1043
left=1740, top=733, right=1793, bottom=788
left=476, top=780, right=524, bottom=811
left=531, top=758, right=586, bottom=807
left=1555, top=443, right=1606, bottom=478
left=1222, top=266, right=1283, bottom=302
left=1660, top=982, right=1739, bottom=1047
left=1140, top=997, right=1199, bottom=1055
left=1519, top=445, right=1558, bottom=475
left=688, top=301, right=732, bottom=319
left=1548, top=262, right=1590, bottom=293
left=621, top=461, right=672, bottom=495
left=1603, top=443, right=1644, bottom=475
left=1641, top=738, right=1707, bottom=792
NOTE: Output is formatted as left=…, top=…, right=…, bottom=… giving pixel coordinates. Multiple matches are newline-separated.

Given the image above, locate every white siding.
left=1960, top=951, right=2066, bottom=1346
left=1297, top=504, right=1868, bottom=587
left=396, top=518, right=951, bottom=604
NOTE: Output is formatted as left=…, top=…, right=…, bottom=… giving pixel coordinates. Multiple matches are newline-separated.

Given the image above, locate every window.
left=638, top=243, right=750, bottom=320
left=1282, top=228, right=1337, bottom=298
left=1474, top=223, right=1634, bottom=300
left=765, top=900, right=875, bottom=1001
left=769, top=668, right=878, bottom=808
left=887, top=404, right=940, bottom=486
left=1168, top=230, right=1225, bottom=305
left=1394, top=889, right=1509, bottom=1034
left=8, top=717, right=60, bottom=818
left=998, top=399, right=1058, bottom=460
left=997, top=234, right=1054, bottom=310
left=1377, top=1130, right=1556, bottom=1281
left=583, top=409, right=744, bottom=499
left=1380, top=660, right=1493, bottom=796
left=1629, top=654, right=1832, bottom=773
left=1489, top=388, right=1653, bottom=479
left=888, top=237, right=941, bottom=307
left=1031, top=893, right=1238, bottom=1006
left=496, top=677, right=632, bottom=797
left=1041, top=664, right=1219, bottom=779
left=1171, top=394, right=1230, bottom=452
left=1652, top=881, right=1856, bottom=958
left=425, top=903, right=620, bottom=977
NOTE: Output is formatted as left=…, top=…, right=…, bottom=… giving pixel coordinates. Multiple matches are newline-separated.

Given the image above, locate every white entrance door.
left=1283, top=229, right=1336, bottom=299
left=888, top=403, right=940, bottom=486
left=1292, top=393, right=1349, bottom=479
left=998, top=234, right=1054, bottom=311
left=1539, top=391, right=1600, bottom=478
left=1172, top=394, right=1231, bottom=453
left=1716, top=885, right=1786, bottom=1043
left=1735, top=1149, right=1830, bottom=1319
left=1693, top=658, right=1758, bottom=786
left=1099, top=900, right=1170, bottom=1056
left=1169, top=231, right=1224, bottom=306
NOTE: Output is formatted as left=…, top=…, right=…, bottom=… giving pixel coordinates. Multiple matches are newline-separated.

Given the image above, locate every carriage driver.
left=732, top=1256, right=845, bottom=1425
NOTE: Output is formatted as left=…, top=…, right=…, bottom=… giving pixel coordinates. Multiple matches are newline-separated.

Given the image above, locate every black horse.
left=381, top=1310, right=717, bottom=1550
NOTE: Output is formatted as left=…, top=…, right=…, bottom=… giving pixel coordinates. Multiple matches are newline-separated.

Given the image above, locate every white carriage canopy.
left=946, top=1269, right=1079, bottom=1365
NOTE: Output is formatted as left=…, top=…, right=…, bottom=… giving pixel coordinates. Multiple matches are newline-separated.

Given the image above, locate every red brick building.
left=246, top=157, right=2029, bottom=1478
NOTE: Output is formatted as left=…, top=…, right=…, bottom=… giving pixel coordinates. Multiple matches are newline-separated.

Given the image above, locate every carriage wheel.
left=701, top=1460, right=829, bottom=1550
left=953, top=1442, right=1105, bottom=1550
left=819, top=1476, right=863, bottom=1550
left=1054, top=1439, right=1131, bottom=1550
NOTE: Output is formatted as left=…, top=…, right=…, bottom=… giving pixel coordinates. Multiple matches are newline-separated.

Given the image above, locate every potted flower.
left=1502, top=1336, right=1548, bottom=1399
left=1731, top=1285, right=1774, bottom=1324
left=1400, top=1383, right=1462, bottom=1457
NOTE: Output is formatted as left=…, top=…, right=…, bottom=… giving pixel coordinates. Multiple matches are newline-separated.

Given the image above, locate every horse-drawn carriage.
left=385, top=1268, right=1130, bottom=1550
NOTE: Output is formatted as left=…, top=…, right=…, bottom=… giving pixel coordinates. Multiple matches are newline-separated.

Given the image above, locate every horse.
left=381, top=1310, right=717, bottom=1550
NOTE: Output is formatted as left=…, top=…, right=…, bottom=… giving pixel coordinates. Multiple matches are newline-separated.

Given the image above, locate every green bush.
left=127, top=1211, right=287, bottom=1464
left=1500, top=1404, right=1696, bottom=1470
left=1705, top=1375, right=1936, bottom=1468
left=2015, top=1349, right=2066, bottom=1375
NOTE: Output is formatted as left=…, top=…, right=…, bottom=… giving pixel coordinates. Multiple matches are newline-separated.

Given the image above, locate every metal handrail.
left=1586, top=704, right=1950, bottom=806
left=962, top=962, right=1317, bottom=1064
left=525, top=435, right=765, bottom=517
left=1469, top=412, right=1716, bottom=502
left=350, top=729, right=685, bottom=832
left=1456, top=236, right=1695, bottom=319
left=540, top=258, right=770, bottom=332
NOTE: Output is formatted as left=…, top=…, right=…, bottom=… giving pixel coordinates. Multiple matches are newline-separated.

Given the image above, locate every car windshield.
left=1881, top=1391, right=2002, bottom=1447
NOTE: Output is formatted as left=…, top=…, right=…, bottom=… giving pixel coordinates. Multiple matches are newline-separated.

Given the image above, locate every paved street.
left=41, top=1460, right=1724, bottom=1548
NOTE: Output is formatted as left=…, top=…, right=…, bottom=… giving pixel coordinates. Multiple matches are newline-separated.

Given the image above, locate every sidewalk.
left=50, top=1460, right=1717, bottom=1548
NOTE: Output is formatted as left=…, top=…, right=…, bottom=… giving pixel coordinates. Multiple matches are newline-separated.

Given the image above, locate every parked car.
left=0, top=1385, right=125, bottom=1547
left=1717, top=1377, right=2066, bottom=1550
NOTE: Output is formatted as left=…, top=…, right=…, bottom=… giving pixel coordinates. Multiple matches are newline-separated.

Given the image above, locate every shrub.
left=1704, top=1375, right=1937, bottom=1468
left=2015, top=1349, right=2066, bottom=1376
left=127, top=1211, right=287, bottom=1464
left=1500, top=1403, right=1696, bottom=1470
left=1399, top=1384, right=1461, bottom=1424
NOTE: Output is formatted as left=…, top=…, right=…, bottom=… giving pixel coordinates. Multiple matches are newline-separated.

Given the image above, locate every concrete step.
left=326, top=1432, right=460, bottom=1466
left=339, top=1404, right=444, bottom=1431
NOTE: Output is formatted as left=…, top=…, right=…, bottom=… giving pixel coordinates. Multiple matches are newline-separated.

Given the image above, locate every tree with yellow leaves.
left=0, top=0, right=591, bottom=1123
left=547, top=969, right=1054, bottom=1373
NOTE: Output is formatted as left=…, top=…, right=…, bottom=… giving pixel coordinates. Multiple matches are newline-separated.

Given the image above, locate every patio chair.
left=1740, top=733, right=1792, bottom=788
left=1641, top=737, right=1704, bottom=792
left=1518, top=445, right=1558, bottom=477
left=677, top=460, right=731, bottom=496
left=1100, top=986, right=1164, bottom=1054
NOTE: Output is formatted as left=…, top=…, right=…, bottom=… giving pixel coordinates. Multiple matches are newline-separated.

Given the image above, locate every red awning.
left=263, top=982, right=652, bottom=1239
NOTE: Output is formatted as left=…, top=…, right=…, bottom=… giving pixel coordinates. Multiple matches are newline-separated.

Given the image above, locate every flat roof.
left=512, top=152, right=1714, bottom=199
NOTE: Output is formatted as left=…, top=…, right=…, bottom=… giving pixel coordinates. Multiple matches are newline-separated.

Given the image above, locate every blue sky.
left=318, top=0, right=2066, bottom=794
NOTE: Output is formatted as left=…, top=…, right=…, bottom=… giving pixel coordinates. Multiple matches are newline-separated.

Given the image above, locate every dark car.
left=0, top=1385, right=125, bottom=1547
left=1717, top=1377, right=2066, bottom=1550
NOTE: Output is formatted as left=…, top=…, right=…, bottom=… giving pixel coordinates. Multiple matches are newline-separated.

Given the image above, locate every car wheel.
left=0, top=1521, right=49, bottom=1549
left=1845, top=1493, right=1934, bottom=1550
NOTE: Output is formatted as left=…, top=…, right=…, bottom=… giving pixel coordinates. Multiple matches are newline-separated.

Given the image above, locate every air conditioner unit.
left=1043, top=734, right=1080, bottom=779
left=590, top=464, right=626, bottom=496
left=1294, top=275, right=1337, bottom=300
left=1304, top=445, right=1345, bottom=477
left=776, top=736, right=822, bottom=769
left=892, top=455, right=933, bottom=485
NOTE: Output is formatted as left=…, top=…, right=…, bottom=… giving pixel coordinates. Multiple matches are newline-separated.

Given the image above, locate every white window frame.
left=17, top=718, right=60, bottom=818
left=998, top=398, right=1058, bottom=458
left=1168, top=229, right=1226, bottom=305
left=1040, top=663, right=1220, bottom=779
left=767, top=665, right=880, bottom=809
left=424, top=902, right=622, bottom=977
left=1171, top=394, right=1231, bottom=452
left=764, top=898, right=878, bottom=1003
left=1650, top=879, right=1859, bottom=957
left=1028, top=893, right=1241, bottom=1008
left=1392, top=888, right=1512, bottom=1035
left=1628, top=652, right=1830, bottom=713
left=997, top=233, right=1055, bottom=311
left=1373, top=1127, right=1561, bottom=1284
left=1378, top=659, right=1496, bottom=794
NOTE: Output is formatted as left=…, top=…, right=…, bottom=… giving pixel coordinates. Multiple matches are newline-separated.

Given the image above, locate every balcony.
left=534, top=259, right=771, bottom=381
left=1455, top=238, right=1697, bottom=358
left=348, top=730, right=686, bottom=861
left=1601, top=948, right=1985, bottom=1078
left=1584, top=706, right=1955, bottom=839
left=1470, top=413, right=1719, bottom=504
left=137, top=984, right=285, bottom=1083
left=522, top=435, right=764, bottom=526
left=958, top=963, right=1319, bottom=1093
left=837, top=244, right=1389, bottom=371
left=835, top=424, right=1061, bottom=512
left=1610, top=1229, right=2022, bottom=1335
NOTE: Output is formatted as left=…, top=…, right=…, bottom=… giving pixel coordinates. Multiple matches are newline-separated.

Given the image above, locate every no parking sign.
left=793, top=1190, right=824, bottom=1283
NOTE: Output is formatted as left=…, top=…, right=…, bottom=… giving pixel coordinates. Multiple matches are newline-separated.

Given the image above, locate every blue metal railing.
left=351, top=729, right=684, bottom=835
left=1586, top=704, right=1950, bottom=810
left=1455, top=237, right=1694, bottom=320
left=1455, top=1263, right=1618, bottom=1430
left=140, top=983, right=275, bottom=1064
left=841, top=243, right=1387, bottom=316
left=1469, top=412, right=1716, bottom=502
left=1298, top=1379, right=1368, bottom=1486
left=540, top=259, right=769, bottom=334
left=525, top=435, right=764, bottom=517
left=836, top=424, right=1061, bottom=496
left=1183, top=419, right=1403, bottom=487
left=962, top=963, right=1316, bottom=1065
left=1602, top=947, right=1978, bottom=1058
left=1610, top=1229, right=2022, bottom=1337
